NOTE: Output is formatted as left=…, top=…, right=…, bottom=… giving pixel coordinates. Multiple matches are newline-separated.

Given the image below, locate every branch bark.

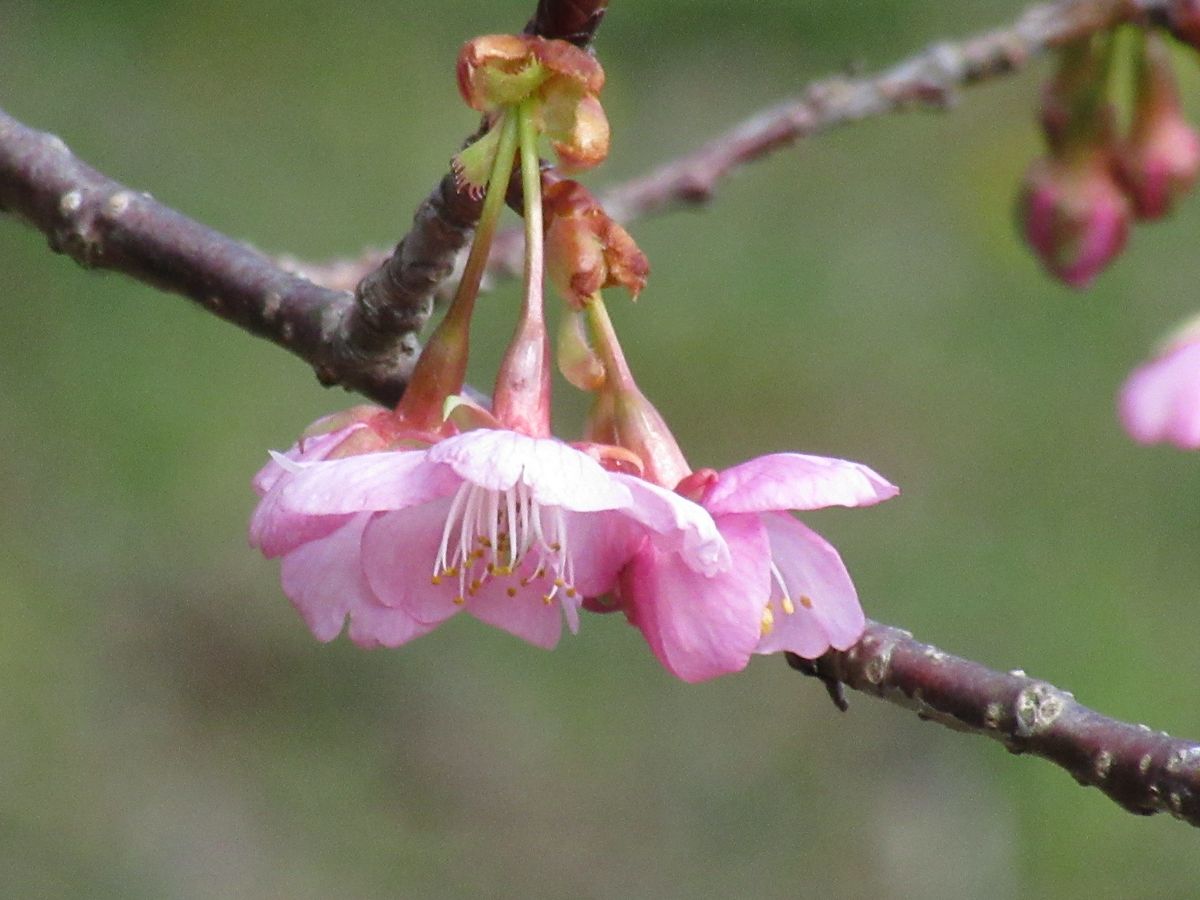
left=789, top=621, right=1200, bottom=828
left=0, top=107, right=413, bottom=404
left=0, top=1, right=608, bottom=405
left=596, top=0, right=1172, bottom=224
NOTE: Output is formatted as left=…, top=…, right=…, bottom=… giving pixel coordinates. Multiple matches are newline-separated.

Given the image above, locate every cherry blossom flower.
left=260, top=426, right=728, bottom=650
left=1120, top=336, right=1200, bottom=448
left=618, top=453, right=898, bottom=683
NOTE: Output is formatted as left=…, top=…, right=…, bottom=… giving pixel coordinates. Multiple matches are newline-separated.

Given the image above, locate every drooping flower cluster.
left=250, top=33, right=898, bottom=682
left=1018, top=28, right=1200, bottom=287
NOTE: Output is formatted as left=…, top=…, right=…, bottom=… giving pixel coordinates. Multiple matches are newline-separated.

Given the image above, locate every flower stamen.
left=431, top=482, right=582, bottom=616
left=769, top=560, right=796, bottom=615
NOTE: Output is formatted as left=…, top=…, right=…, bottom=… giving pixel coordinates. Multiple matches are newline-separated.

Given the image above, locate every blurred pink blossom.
left=1120, top=337, right=1200, bottom=449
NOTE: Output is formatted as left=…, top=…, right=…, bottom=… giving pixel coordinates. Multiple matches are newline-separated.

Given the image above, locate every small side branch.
left=789, top=621, right=1200, bottom=828
left=304, top=0, right=1173, bottom=292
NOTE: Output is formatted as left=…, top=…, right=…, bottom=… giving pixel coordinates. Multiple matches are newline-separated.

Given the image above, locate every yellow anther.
left=431, top=575, right=442, bottom=586
left=453, top=595, right=466, bottom=606
left=470, top=579, right=483, bottom=591
left=445, top=567, right=459, bottom=578
left=799, top=595, right=814, bottom=609
left=554, top=578, right=565, bottom=587
left=550, top=542, right=562, bottom=552
left=760, top=606, right=775, bottom=636
left=781, top=596, right=795, bottom=615
left=542, top=594, right=554, bottom=605
left=494, top=565, right=512, bottom=576
left=565, top=588, right=577, bottom=598
left=506, top=587, right=518, bottom=598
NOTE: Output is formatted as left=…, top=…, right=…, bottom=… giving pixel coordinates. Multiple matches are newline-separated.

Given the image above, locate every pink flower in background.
left=618, top=453, right=898, bottom=683
left=1120, top=338, right=1200, bottom=449
left=259, top=426, right=727, bottom=650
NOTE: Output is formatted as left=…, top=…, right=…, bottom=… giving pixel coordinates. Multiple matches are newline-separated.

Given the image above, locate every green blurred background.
left=3, top=1, right=1199, bottom=896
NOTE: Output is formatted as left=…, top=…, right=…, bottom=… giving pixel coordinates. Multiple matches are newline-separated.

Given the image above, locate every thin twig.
left=597, top=0, right=1168, bottom=224
left=789, top=621, right=1200, bottom=828
left=298, top=0, right=1173, bottom=292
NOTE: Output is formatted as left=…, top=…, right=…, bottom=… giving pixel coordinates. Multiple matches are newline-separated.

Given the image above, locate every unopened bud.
left=1018, top=154, right=1130, bottom=288
left=1117, top=32, right=1200, bottom=219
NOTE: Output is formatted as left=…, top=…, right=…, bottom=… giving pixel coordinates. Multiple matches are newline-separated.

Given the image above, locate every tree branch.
left=0, top=1, right=608, bottom=405
left=789, top=621, right=1200, bottom=828
left=2, top=0, right=1196, bottom=832
left=0, top=106, right=414, bottom=405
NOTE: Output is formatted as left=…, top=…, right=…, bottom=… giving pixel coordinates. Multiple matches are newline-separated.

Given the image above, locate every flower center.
left=432, top=480, right=580, bottom=613
left=760, top=560, right=813, bottom=636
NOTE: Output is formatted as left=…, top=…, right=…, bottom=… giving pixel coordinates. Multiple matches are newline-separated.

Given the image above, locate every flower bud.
left=1020, top=36, right=1129, bottom=287
left=1116, top=32, right=1200, bottom=220
left=1018, top=154, right=1130, bottom=288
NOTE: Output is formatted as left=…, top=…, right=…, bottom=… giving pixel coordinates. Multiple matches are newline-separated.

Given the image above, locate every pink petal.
left=361, top=498, right=463, bottom=625
left=703, top=453, right=898, bottom=515
left=252, top=424, right=365, bottom=495
left=278, top=451, right=459, bottom=515
left=556, top=509, right=646, bottom=598
left=276, top=513, right=421, bottom=647
left=249, top=485, right=349, bottom=558
left=465, top=576, right=566, bottom=649
left=366, top=501, right=566, bottom=649
left=344, top=599, right=438, bottom=649
left=426, top=429, right=631, bottom=511
left=1119, top=341, right=1200, bottom=448
left=620, top=513, right=769, bottom=683
left=613, top=474, right=730, bottom=576
left=754, top=512, right=865, bottom=658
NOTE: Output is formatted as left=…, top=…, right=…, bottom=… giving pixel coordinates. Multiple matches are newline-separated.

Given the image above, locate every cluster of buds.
left=1019, top=28, right=1200, bottom=288
left=250, top=33, right=899, bottom=681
